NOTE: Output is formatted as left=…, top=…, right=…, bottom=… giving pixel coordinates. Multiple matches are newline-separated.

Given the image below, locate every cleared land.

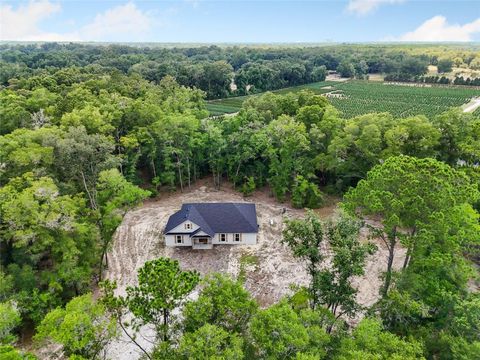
left=207, top=80, right=480, bottom=118
left=105, top=180, right=406, bottom=359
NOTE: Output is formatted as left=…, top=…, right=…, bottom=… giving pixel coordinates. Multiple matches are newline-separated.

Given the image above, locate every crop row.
left=206, top=80, right=479, bottom=118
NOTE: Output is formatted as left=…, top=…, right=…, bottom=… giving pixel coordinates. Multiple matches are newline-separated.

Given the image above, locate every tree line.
left=3, top=43, right=478, bottom=100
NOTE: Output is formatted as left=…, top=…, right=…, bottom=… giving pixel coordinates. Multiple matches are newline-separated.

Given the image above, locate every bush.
left=0, top=303, right=21, bottom=345
left=291, top=176, right=324, bottom=209
left=241, top=176, right=256, bottom=197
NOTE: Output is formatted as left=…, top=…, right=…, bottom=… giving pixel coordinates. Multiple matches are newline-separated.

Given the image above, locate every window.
left=175, top=235, right=183, bottom=244
left=220, top=233, right=227, bottom=242
left=234, top=233, right=241, bottom=242
left=185, top=223, right=192, bottom=230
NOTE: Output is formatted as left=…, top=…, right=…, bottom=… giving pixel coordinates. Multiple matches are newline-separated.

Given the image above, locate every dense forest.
left=0, top=43, right=479, bottom=360
left=1, top=43, right=479, bottom=100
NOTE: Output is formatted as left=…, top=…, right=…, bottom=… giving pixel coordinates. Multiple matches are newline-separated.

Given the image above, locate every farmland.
left=206, top=81, right=337, bottom=116
left=207, top=80, right=480, bottom=118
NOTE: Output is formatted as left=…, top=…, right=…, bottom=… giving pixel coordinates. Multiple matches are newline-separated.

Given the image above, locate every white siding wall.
left=168, top=220, right=199, bottom=234
left=166, top=232, right=257, bottom=247
left=165, top=234, right=193, bottom=247
left=211, top=232, right=257, bottom=245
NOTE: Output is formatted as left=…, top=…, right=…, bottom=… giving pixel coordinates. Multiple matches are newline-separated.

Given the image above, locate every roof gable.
left=165, top=203, right=258, bottom=235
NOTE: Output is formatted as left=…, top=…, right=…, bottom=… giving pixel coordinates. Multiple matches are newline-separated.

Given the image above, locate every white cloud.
left=399, top=15, right=480, bottom=42
left=81, top=2, right=153, bottom=41
left=0, top=1, right=154, bottom=42
left=0, top=0, right=69, bottom=41
left=347, top=0, right=405, bottom=16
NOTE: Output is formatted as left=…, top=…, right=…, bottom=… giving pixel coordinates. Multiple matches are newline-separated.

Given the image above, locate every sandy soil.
left=104, top=179, right=406, bottom=359
left=326, top=74, right=350, bottom=82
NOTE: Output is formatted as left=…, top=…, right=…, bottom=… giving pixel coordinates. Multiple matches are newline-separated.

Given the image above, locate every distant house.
left=164, top=203, right=258, bottom=249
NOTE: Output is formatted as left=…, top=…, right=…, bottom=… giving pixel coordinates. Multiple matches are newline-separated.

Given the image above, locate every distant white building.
left=164, top=203, right=258, bottom=250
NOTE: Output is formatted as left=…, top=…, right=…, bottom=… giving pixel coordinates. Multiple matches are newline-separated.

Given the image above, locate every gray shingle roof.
left=164, top=203, right=258, bottom=236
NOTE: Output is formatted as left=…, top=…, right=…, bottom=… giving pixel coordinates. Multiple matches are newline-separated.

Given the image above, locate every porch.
left=191, top=236, right=213, bottom=250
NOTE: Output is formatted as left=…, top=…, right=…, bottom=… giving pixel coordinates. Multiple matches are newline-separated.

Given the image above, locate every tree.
left=383, top=115, right=440, bottom=158
left=35, top=294, right=117, bottom=359
left=0, top=173, right=98, bottom=319
left=0, top=303, right=21, bottom=345
left=432, top=109, right=474, bottom=165
left=54, top=126, right=118, bottom=209
left=313, top=216, right=376, bottom=323
left=344, top=155, right=478, bottom=296
left=183, top=273, right=258, bottom=334
left=0, top=345, right=37, bottom=360
left=291, top=175, right=324, bottom=209
left=311, top=65, right=327, bottom=82
left=282, top=211, right=324, bottom=309
left=437, top=58, right=453, bottom=73
left=125, top=258, right=200, bottom=342
left=95, top=169, right=150, bottom=280
left=337, top=61, right=355, bottom=78
left=200, top=61, right=234, bottom=99
left=265, top=115, right=311, bottom=202
left=240, top=176, right=256, bottom=197
left=334, top=318, right=425, bottom=360
left=176, top=324, right=244, bottom=360
left=296, top=105, right=326, bottom=130
left=321, top=112, right=393, bottom=189
left=249, top=301, right=310, bottom=359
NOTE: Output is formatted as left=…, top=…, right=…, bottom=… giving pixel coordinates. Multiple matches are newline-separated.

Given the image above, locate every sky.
left=0, top=0, right=479, bottom=43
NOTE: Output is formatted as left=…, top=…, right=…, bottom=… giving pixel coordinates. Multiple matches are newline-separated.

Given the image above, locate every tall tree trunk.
left=193, top=158, right=197, bottom=182
left=118, top=320, right=151, bottom=359
left=163, top=309, right=169, bottom=342
left=186, top=157, right=191, bottom=189
left=403, top=227, right=416, bottom=270
left=81, top=171, right=97, bottom=210
left=382, top=227, right=397, bottom=297
left=176, top=154, right=183, bottom=192
left=234, top=162, right=242, bottom=189
left=151, top=160, right=157, bottom=179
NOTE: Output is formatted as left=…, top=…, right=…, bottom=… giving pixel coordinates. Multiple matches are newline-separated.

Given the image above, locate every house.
left=164, top=203, right=258, bottom=249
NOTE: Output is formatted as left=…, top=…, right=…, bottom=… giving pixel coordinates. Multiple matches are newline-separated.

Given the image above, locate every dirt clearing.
left=104, top=180, right=405, bottom=359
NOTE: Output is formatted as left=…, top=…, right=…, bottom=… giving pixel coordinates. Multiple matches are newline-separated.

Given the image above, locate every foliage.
left=95, top=169, right=150, bottom=279
left=249, top=301, right=310, bottom=359
left=240, top=176, right=256, bottom=197
left=125, top=258, right=200, bottom=341
left=0, top=303, right=21, bottom=345
left=183, top=273, right=258, bottom=334
left=313, top=216, right=376, bottom=320
left=291, top=175, right=324, bottom=209
left=334, top=318, right=425, bottom=360
left=282, top=211, right=324, bottom=308
left=0, top=345, right=37, bottom=360
left=176, top=324, right=244, bottom=360
left=34, top=293, right=116, bottom=359
left=344, top=155, right=478, bottom=295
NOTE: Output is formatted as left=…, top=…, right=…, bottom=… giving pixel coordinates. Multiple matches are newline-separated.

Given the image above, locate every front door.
left=197, top=237, right=209, bottom=244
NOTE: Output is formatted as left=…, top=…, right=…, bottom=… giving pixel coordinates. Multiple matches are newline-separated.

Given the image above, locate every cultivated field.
left=206, top=81, right=337, bottom=116
left=207, top=80, right=480, bottom=118
left=104, top=180, right=406, bottom=359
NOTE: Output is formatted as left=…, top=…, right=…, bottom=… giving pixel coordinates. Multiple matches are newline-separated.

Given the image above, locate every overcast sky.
left=1, top=0, right=479, bottom=43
